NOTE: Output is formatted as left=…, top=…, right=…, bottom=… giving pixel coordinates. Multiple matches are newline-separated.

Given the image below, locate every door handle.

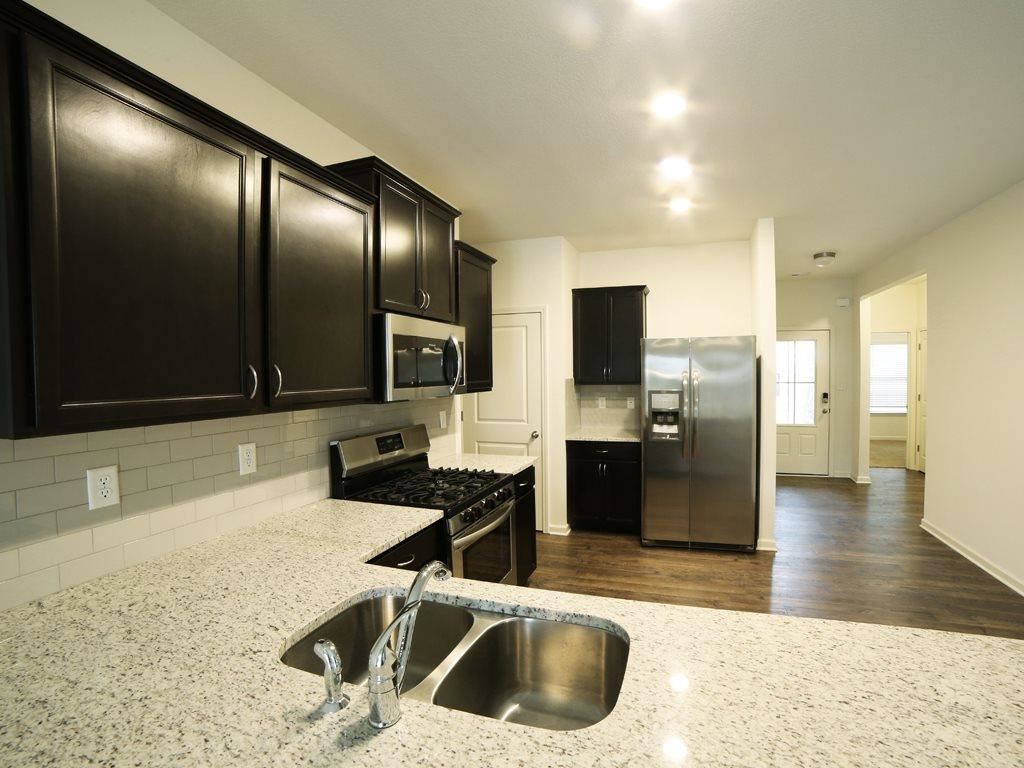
left=691, top=372, right=700, bottom=459
left=247, top=364, right=258, bottom=399
left=273, top=364, right=283, bottom=398
left=530, top=430, right=540, bottom=439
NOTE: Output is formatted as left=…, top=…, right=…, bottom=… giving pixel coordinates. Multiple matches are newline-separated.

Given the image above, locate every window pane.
left=775, top=341, right=793, bottom=384
left=776, top=382, right=794, bottom=426
left=869, top=336, right=909, bottom=413
left=794, top=340, right=816, bottom=383
left=794, top=383, right=815, bottom=425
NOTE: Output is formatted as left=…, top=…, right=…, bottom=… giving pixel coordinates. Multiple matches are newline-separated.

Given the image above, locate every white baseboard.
left=853, top=475, right=872, bottom=484
left=546, top=524, right=571, bottom=536
left=756, top=538, right=778, bottom=552
left=920, top=519, right=1024, bottom=598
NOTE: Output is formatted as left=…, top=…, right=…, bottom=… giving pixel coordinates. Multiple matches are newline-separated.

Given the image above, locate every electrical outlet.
left=439, top=410, right=447, bottom=429
left=238, top=443, right=257, bottom=476
left=86, top=465, right=120, bottom=510
left=627, top=397, right=635, bottom=409
left=597, top=397, right=606, bottom=409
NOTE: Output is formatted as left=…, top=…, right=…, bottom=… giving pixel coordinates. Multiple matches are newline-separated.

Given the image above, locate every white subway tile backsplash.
left=54, top=449, right=119, bottom=483
left=0, top=549, right=18, bottom=580
left=123, top=531, right=173, bottom=568
left=143, top=422, right=192, bottom=442
left=93, top=515, right=150, bottom=551
left=173, top=517, right=217, bottom=551
left=149, top=502, right=196, bottom=534
left=0, top=567, right=59, bottom=611
left=1, top=400, right=458, bottom=610
left=168, top=436, right=212, bottom=462
left=59, top=546, right=125, bottom=589
left=87, top=427, right=145, bottom=451
left=13, top=433, right=88, bottom=461
left=118, top=442, right=170, bottom=470
left=0, top=458, right=55, bottom=493
left=195, top=491, right=234, bottom=520
left=19, top=529, right=92, bottom=574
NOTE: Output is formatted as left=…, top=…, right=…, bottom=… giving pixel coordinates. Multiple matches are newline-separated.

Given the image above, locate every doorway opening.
left=863, top=276, right=927, bottom=472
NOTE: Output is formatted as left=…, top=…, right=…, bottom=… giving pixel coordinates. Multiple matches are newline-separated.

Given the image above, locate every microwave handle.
left=446, top=334, right=463, bottom=395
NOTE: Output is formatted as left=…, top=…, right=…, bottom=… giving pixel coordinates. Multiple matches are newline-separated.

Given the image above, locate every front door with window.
left=776, top=330, right=830, bottom=475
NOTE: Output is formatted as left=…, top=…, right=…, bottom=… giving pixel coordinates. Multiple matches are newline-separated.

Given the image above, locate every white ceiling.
left=148, top=0, right=1024, bottom=278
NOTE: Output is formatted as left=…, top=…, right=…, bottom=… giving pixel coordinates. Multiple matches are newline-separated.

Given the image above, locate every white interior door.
left=916, top=329, right=928, bottom=472
left=776, top=330, right=830, bottom=475
left=463, top=311, right=543, bottom=528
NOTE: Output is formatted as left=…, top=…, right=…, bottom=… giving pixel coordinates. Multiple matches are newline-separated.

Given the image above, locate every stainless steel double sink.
left=281, top=594, right=629, bottom=731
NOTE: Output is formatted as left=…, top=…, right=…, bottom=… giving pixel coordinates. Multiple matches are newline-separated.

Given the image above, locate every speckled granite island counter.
left=1, top=495, right=1022, bottom=767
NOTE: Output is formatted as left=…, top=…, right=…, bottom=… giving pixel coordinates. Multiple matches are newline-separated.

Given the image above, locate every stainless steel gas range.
left=329, top=424, right=516, bottom=584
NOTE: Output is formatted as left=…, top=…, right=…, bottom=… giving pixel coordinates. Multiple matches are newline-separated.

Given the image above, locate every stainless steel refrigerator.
left=641, top=336, right=758, bottom=550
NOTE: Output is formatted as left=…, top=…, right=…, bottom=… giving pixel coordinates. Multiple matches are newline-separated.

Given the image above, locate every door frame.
left=469, top=305, right=548, bottom=533
left=776, top=327, right=832, bottom=476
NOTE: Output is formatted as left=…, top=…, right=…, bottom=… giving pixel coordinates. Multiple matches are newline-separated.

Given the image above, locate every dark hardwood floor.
left=530, top=469, right=1024, bottom=639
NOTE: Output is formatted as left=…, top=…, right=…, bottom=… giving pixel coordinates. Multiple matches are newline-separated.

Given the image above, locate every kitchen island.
left=1, top=492, right=1021, bottom=767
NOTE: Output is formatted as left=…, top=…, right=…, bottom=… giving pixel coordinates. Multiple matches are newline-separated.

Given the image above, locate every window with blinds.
left=870, top=332, right=909, bottom=414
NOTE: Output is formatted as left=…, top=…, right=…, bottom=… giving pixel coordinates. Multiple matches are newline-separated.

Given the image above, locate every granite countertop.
left=567, top=427, right=641, bottom=443
left=1, top=498, right=1022, bottom=766
left=429, top=451, right=537, bottom=475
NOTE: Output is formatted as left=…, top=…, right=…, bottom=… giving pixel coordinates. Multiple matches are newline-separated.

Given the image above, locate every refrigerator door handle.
left=681, top=373, right=690, bottom=459
left=691, top=372, right=700, bottom=460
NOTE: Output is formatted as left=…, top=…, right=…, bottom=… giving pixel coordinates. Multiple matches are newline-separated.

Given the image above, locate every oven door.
left=382, top=313, right=465, bottom=402
left=451, top=500, right=516, bottom=585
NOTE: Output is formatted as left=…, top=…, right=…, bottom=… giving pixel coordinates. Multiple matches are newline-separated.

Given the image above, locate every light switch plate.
left=439, top=410, right=447, bottom=429
left=626, top=397, right=635, bottom=409
left=238, top=443, right=257, bottom=476
left=86, top=465, right=120, bottom=510
left=597, top=397, right=606, bottom=409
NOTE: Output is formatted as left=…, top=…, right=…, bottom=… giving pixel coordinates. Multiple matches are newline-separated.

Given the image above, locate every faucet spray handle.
left=313, top=638, right=349, bottom=711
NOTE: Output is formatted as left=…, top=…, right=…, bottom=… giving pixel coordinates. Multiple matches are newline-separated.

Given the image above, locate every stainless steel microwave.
left=379, top=313, right=466, bottom=401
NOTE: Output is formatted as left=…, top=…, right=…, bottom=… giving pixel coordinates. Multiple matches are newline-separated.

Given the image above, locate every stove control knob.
left=460, top=510, right=471, bottom=523
left=473, top=504, right=485, bottom=520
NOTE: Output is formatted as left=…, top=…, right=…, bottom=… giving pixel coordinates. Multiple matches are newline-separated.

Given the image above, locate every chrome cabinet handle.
left=424, top=291, right=431, bottom=310
left=273, top=364, right=283, bottom=398
left=595, top=449, right=609, bottom=454
left=415, top=288, right=425, bottom=309
left=247, top=364, right=258, bottom=399
left=395, top=554, right=416, bottom=567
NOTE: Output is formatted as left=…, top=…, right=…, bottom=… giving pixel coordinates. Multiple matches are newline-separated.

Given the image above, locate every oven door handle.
left=451, top=502, right=513, bottom=553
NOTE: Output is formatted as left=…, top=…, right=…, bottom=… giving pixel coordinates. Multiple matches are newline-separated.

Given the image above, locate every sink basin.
left=283, top=592, right=629, bottom=731
left=431, top=617, right=628, bottom=730
left=281, top=595, right=473, bottom=688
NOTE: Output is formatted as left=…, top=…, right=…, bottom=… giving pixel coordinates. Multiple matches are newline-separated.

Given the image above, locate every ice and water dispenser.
left=648, top=391, right=681, bottom=440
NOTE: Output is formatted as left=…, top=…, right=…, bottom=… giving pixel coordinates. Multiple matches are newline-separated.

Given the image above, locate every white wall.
left=776, top=278, right=857, bottom=477
left=750, top=220, right=777, bottom=550
left=484, top=237, right=579, bottom=534
left=576, top=242, right=753, bottom=338
left=855, top=178, right=1024, bottom=595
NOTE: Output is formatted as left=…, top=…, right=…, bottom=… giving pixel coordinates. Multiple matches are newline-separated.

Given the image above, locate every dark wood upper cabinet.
left=22, top=36, right=263, bottom=432
left=328, top=157, right=460, bottom=323
left=0, top=4, right=378, bottom=437
left=572, top=286, right=649, bottom=385
left=455, top=241, right=496, bottom=393
left=264, top=159, right=373, bottom=408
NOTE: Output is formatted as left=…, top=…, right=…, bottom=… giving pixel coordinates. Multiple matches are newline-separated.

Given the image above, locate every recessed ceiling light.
left=659, top=156, right=693, bottom=181
left=650, top=91, right=687, bottom=120
left=669, top=197, right=692, bottom=213
left=635, top=0, right=673, bottom=9
left=813, top=251, right=837, bottom=267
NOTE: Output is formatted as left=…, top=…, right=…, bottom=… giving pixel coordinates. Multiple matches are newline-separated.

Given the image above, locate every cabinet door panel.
left=420, top=201, right=455, bottom=322
left=515, top=489, right=537, bottom=585
left=266, top=161, right=372, bottom=407
left=378, top=177, right=421, bottom=314
left=605, top=460, right=642, bottom=533
left=457, top=250, right=492, bottom=392
left=608, top=289, right=644, bottom=384
left=567, top=457, right=606, bottom=530
left=25, top=38, right=261, bottom=430
left=572, top=291, right=608, bottom=384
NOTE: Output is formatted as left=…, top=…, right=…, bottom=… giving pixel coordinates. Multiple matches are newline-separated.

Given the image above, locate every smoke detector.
left=813, top=251, right=837, bottom=268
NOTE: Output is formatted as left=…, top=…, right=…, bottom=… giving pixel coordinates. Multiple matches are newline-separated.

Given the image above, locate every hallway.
left=531, top=469, right=1024, bottom=639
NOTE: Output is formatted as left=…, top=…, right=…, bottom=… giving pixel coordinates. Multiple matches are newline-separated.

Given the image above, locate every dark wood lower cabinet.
left=368, top=522, right=446, bottom=571
left=567, top=441, right=642, bottom=534
left=514, top=466, right=537, bottom=585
